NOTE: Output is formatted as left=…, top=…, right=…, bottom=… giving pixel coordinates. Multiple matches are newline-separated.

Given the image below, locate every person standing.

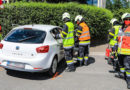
left=57, top=12, right=75, bottom=72
left=108, top=18, right=121, bottom=65
left=117, top=13, right=130, bottom=88
left=75, top=15, right=91, bottom=66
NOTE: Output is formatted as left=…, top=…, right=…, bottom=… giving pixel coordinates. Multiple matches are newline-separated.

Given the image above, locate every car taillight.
left=36, top=45, right=49, bottom=53
left=34, top=68, right=42, bottom=70
left=0, top=43, right=3, bottom=49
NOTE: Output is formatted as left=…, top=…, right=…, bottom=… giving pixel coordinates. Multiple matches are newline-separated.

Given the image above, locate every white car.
left=0, top=25, right=64, bottom=76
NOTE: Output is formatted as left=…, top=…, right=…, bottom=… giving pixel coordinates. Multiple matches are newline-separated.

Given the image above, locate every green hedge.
left=113, top=8, right=130, bottom=21
left=0, top=2, right=113, bottom=40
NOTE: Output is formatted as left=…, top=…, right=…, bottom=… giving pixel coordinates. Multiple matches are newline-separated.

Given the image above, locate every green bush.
left=0, top=2, right=113, bottom=40
left=113, top=8, right=130, bottom=21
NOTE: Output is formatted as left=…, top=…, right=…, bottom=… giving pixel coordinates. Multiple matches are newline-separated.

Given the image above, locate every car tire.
left=6, top=69, right=15, bottom=74
left=5, top=68, right=12, bottom=72
left=48, top=56, right=58, bottom=76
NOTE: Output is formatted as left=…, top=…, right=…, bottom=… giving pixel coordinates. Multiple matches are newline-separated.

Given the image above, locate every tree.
left=46, top=0, right=87, bottom=3
left=113, top=0, right=123, bottom=10
left=75, top=0, right=86, bottom=3
left=106, top=0, right=129, bottom=11
left=46, top=0, right=68, bottom=3
left=122, top=0, right=129, bottom=8
left=106, top=0, right=114, bottom=10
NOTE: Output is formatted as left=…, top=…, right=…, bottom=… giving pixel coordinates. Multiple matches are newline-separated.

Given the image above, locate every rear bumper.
left=0, top=54, right=51, bottom=71
left=0, top=64, right=49, bottom=73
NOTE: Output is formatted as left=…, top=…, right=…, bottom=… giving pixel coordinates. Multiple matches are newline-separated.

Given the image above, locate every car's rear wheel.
left=48, top=56, right=58, bottom=76
left=6, top=69, right=15, bottom=75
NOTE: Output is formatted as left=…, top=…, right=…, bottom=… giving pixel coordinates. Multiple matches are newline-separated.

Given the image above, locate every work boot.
left=75, top=60, right=79, bottom=67
left=127, top=83, right=130, bottom=89
left=76, top=61, right=83, bottom=67
left=113, top=59, right=118, bottom=71
left=115, top=72, right=124, bottom=79
left=65, top=64, right=76, bottom=72
left=84, top=60, right=88, bottom=66
left=126, top=78, right=130, bottom=89
left=79, top=61, right=83, bottom=67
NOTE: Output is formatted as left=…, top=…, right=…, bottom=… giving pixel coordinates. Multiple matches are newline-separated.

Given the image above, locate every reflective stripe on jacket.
left=60, top=22, right=74, bottom=49
left=109, top=25, right=121, bottom=46
left=118, top=26, right=130, bottom=55
left=78, top=22, right=90, bottom=45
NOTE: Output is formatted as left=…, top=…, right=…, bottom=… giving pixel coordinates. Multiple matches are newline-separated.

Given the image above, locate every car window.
left=4, top=29, right=46, bottom=44
left=50, top=28, right=62, bottom=40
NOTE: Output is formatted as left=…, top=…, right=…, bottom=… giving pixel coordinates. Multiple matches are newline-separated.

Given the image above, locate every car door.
left=50, top=28, right=64, bottom=61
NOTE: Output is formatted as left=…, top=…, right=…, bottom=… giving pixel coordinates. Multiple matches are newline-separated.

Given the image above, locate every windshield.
left=4, top=29, right=46, bottom=44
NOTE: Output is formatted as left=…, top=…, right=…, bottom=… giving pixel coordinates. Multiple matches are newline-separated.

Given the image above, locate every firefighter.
left=56, top=12, right=75, bottom=72
left=108, top=18, right=121, bottom=65
left=117, top=13, right=130, bottom=88
left=121, top=13, right=130, bottom=29
left=75, top=15, right=91, bottom=66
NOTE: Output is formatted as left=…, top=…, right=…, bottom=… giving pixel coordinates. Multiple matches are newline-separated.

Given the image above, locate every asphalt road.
left=0, top=52, right=129, bottom=90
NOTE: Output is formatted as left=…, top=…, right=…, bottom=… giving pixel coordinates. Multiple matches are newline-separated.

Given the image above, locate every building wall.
left=97, top=0, right=106, bottom=8
left=86, top=0, right=106, bottom=8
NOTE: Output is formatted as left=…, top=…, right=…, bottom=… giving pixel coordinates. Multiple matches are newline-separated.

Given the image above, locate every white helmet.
left=110, top=18, right=118, bottom=25
left=121, top=13, right=130, bottom=21
left=75, top=15, right=83, bottom=22
left=62, top=12, right=70, bottom=20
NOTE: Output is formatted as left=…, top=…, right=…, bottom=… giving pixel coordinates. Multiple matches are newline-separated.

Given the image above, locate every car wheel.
left=48, top=57, right=58, bottom=76
left=6, top=69, right=15, bottom=74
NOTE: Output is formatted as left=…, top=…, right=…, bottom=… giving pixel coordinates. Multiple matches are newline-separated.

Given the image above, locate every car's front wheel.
left=48, top=56, right=58, bottom=76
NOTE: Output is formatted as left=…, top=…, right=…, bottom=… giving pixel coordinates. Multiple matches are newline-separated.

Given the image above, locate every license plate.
left=7, top=61, right=25, bottom=69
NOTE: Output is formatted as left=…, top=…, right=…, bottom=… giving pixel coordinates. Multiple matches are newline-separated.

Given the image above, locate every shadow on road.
left=6, top=58, right=67, bottom=80
left=87, top=57, right=95, bottom=66
left=6, top=57, right=95, bottom=80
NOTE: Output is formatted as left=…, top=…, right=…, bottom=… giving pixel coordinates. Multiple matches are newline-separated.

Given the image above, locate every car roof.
left=13, top=24, right=61, bottom=32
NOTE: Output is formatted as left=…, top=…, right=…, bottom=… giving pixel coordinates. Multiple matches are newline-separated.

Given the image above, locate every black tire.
left=48, top=56, right=58, bottom=76
left=5, top=68, right=12, bottom=72
left=6, top=69, right=15, bottom=75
